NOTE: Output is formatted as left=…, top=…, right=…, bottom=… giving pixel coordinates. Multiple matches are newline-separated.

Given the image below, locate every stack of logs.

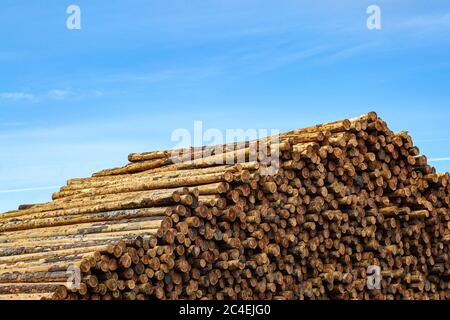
left=1, top=111, right=449, bottom=300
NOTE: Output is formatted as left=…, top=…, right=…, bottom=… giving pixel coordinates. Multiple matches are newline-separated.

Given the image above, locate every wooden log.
left=0, top=292, right=55, bottom=300
left=0, top=207, right=171, bottom=232
left=53, top=173, right=234, bottom=200
left=0, top=218, right=161, bottom=241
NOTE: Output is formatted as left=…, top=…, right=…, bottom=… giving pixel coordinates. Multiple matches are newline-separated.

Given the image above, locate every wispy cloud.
left=318, top=42, right=381, bottom=64
left=237, top=45, right=330, bottom=73
left=0, top=122, right=26, bottom=127
left=0, top=92, right=35, bottom=101
left=0, top=186, right=59, bottom=194
left=415, top=138, right=450, bottom=143
left=0, top=89, right=103, bottom=103
left=429, top=157, right=450, bottom=162
left=46, top=89, right=71, bottom=99
left=0, top=90, right=69, bottom=102
left=101, top=66, right=223, bottom=86
left=395, top=12, right=450, bottom=30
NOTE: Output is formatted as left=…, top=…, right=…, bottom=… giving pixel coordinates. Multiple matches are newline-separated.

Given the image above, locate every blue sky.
left=1, top=0, right=450, bottom=212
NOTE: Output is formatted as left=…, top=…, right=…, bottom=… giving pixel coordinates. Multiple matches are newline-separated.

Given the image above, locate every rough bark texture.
left=1, top=112, right=450, bottom=300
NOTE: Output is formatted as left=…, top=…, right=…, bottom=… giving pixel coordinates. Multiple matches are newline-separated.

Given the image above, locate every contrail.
left=0, top=186, right=59, bottom=194
left=428, top=157, right=450, bottom=162
left=415, top=138, right=450, bottom=143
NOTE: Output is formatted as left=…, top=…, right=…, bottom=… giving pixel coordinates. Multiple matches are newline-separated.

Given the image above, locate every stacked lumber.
left=1, top=111, right=450, bottom=300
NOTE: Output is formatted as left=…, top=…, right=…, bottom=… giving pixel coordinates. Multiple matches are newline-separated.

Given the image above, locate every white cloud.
left=0, top=90, right=71, bottom=102
left=318, top=42, right=381, bottom=64
left=0, top=92, right=35, bottom=101
left=0, top=89, right=105, bottom=102
left=101, top=66, right=223, bottom=85
left=415, top=138, right=450, bottom=143
left=0, top=186, right=60, bottom=194
left=226, top=43, right=330, bottom=74
left=395, top=13, right=450, bottom=30
left=429, top=157, right=450, bottom=162
left=0, top=122, right=26, bottom=127
left=46, top=89, right=71, bottom=99
left=93, top=90, right=105, bottom=96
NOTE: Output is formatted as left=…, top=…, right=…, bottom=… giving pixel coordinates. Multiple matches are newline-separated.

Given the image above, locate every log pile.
left=1, top=111, right=450, bottom=300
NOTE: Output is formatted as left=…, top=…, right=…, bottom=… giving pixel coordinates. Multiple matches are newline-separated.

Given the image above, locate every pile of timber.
left=1, top=111, right=450, bottom=300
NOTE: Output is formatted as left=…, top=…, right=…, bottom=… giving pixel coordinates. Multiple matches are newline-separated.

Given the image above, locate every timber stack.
left=1, top=111, right=450, bottom=300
